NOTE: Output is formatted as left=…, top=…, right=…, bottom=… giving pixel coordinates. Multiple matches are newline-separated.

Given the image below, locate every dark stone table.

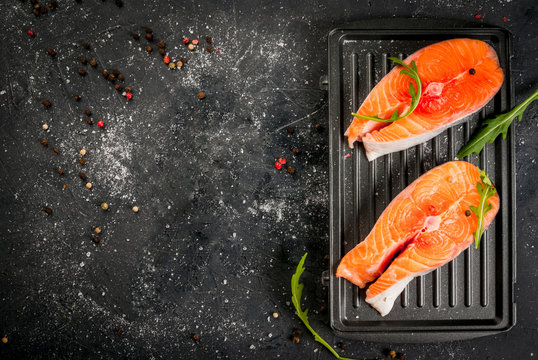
left=0, top=1, right=536, bottom=359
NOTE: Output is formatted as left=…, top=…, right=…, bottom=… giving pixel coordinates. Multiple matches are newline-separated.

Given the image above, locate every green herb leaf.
left=470, top=170, right=497, bottom=249
left=351, top=57, right=422, bottom=123
left=291, top=253, right=366, bottom=360
left=457, top=88, right=538, bottom=159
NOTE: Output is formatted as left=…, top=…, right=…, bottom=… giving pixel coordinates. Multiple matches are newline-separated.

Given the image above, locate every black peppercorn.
left=205, top=45, right=213, bottom=52
left=115, top=0, right=123, bottom=7
left=57, top=168, right=64, bottom=175
left=286, top=126, right=294, bottom=134
left=42, top=99, right=52, bottom=108
left=337, top=342, right=346, bottom=350
left=292, top=147, right=300, bottom=154
left=79, top=172, right=87, bottom=180
left=33, top=9, right=39, bottom=16
left=83, top=109, right=91, bottom=116
left=77, top=68, right=86, bottom=76
left=86, top=119, right=93, bottom=125
left=287, top=166, right=295, bottom=174
left=82, top=42, right=90, bottom=49
left=132, top=33, right=140, bottom=40
left=92, top=236, right=100, bottom=244
left=191, top=334, right=200, bottom=342
left=79, top=158, right=86, bottom=165
left=80, top=57, right=87, bottom=64
left=112, top=68, right=120, bottom=75
left=73, top=94, right=81, bottom=101
left=157, top=40, right=165, bottom=48
left=89, top=59, right=97, bottom=67
left=102, top=70, right=109, bottom=78
left=107, top=74, right=115, bottom=81
left=292, top=328, right=302, bottom=336
left=47, top=48, right=56, bottom=57
left=124, top=86, right=132, bottom=92
left=43, top=206, right=53, bottom=215
left=145, top=45, right=152, bottom=53
left=469, top=68, right=476, bottom=75
left=40, top=6, right=47, bottom=14
left=158, top=48, right=165, bottom=56
left=465, top=210, right=471, bottom=216
left=145, top=33, right=153, bottom=41
left=314, top=123, right=323, bottom=132
left=41, top=139, right=48, bottom=146
left=291, top=336, right=300, bottom=343
left=181, top=57, right=187, bottom=64
left=53, top=147, right=59, bottom=154
left=205, top=36, right=212, bottom=43
left=145, top=27, right=152, bottom=34
left=114, top=84, right=123, bottom=91
left=117, top=74, right=124, bottom=81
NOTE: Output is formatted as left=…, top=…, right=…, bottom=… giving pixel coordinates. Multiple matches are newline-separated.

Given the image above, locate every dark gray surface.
left=0, top=1, right=536, bottom=359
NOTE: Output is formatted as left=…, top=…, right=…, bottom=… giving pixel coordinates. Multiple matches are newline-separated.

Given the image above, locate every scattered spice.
left=388, top=350, right=397, bottom=359
left=205, top=45, right=213, bottom=52
left=86, top=182, right=92, bottom=189
left=40, top=6, right=47, bottom=14
left=292, top=146, right=300, bottom=154
left=191, top=334, right=200, bottom=342
left=100, top=202, right=109, bottom=211
left=188, top=43, right=195, bottom=51
left=79, top=172, right=86, bottom=180
left=124, top=86, right=132, bottom=92
left=205, top=36, right=212, bottom=43
left=132, top=33, right=140, bottom=40
left=82, top=42, right=90, bottom=49
left=102, top=70, right=109, bottom=78
left=27, top=29, right=35, bottom=37
left=157, top=40, right=165, bottom=48
left=183, top=37, right=189, bottom=44
left=42, top=99, right=52, bottom=108
left=197, top=91, right=206, bottom=99
left=132, top=205, right=139, bottom=213
left=89, top=59, right=97, bottom=67
left=159, top=48, right=165, bottom=56
left=43, top=206, right=52, bottom=215
left=278, top=157, right=286, bottom=165
left=86, top=119, right=93, bottom=125
left=80, top=57, right=87, bottom=64
left=116, top=328, right=124, bottom=335
left=112, top=68, right=120, bottom=76
left=57, top=168, right=64, bottom=175
left=107, top=74, right=115, bottom=81
left=145, top=33, right=153, bottom=41
left=33, top=9, right=39, bottom=16
left=465, top=209, right=472, bottom=216
left=503, top=16, right=508, bottom=22
left=181, top=57, right=187, bottom=64
left=115, top=0, right=123, bottom=8
left=292, top=328, right=302, bottom=336
left=145, top=45, right=152, bottom=53
left=192, top=39, right=199, bottom=45
left=286, top=126, right=294, bottom=134
left=41, top=139, right=48, bottom=147
left=97, top=120, right=104, bottom=128
left=469, top=68, right=476, bottom=75
left=94, top=227, right=102, bottom=234
left=314, top=123, right=323, bottom=132
left=287, top=165, right=295, bottom=174
left=145, top=27, right=153, bottom=34
left=168, top=62, right=176, bottom=69
left=126, top=92, right=133, bottom=100
left=272, top=312, right=279, bottom=318
left=337, top=342, right=346, bottom=350
left=42, top=124, right=49, bottom=130
left=475, top=14, right=483, bottom=19
left=73, top=94, right=81, bottom=101
left=83, top=109, right=92, bottom=116
left=291, top=336, right=300, bottom=344
left=345, top=153, right=351, bottom=158
left=79, top=149, right=86, bottom=156
left=397, top=353, right=405, bottom=360
left=274, top=162, right=282, bottom=170
left=114, top=84, right=123, bottom=91
left=92, top=236, right=99, bottom=244
left=176, top=60, right=183, bottom=68
left=79, top=158, right=86, bottom=165
left=77, top=68, right=86, bottom=76
left=53, top=147, right=59, bottom=154
left=117, top=74, right=124, bottom=81
left=47, top=48, right=56, bottom=57
left=163, top=55, right=170, bottom=64
left=1, top=337, right=7, bottom=344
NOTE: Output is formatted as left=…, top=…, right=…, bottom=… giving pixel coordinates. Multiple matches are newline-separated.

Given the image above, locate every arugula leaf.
left=291, top=253, right=365, bottom=360
left=457, top=88, right=538, bottom=159
left=352, top=57, right=422, bottom=123
left=470, top=170, right=497, bottom=249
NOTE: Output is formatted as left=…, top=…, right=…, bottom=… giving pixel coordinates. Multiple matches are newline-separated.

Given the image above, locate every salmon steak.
left=345, top=38, right=504, bottom=161
left=336, top=161, right=499, bottom=316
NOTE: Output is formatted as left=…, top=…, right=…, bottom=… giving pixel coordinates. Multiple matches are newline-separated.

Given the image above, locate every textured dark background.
left=0, top=1, right=536, bottom=359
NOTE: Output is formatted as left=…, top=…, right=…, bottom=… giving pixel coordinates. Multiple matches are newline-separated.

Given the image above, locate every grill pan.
left=327, top=19, right=516, bottom=342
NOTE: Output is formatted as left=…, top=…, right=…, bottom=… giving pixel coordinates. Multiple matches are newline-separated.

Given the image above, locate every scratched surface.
left=0, top=1, right=536, bottom=359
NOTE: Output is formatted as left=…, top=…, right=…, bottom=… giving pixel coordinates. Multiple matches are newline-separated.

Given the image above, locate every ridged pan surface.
left=328, top=19, right=515, bottom=342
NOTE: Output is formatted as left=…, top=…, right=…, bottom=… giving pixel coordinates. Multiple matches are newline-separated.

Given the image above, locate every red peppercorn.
left=275, top=162, right=282, bottom=170
left=126, top=92, right=133, bottom=100
left=278, top=157, right=286, bottom=165
left=345, top=153, right=350, bottom=158
left=192, top=39, right=199, bottom=45
left=27, top=29, right=35, bottom=37
left=97, top=120, right=104, bottom=128
left=183, top=37, right=189, bottom=44
left=475, top=14, right=483, bottom=19
left=163, top=55, right=170, bottom=64
left=503, top=16, right=508, bottom=22
left=216, top=49, right=220, bottom=53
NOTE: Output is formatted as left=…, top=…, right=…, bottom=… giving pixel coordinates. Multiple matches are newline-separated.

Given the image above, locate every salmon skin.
left=336, top=161, right=499, bottom=316
left=345, top=38, right=504, bottom=161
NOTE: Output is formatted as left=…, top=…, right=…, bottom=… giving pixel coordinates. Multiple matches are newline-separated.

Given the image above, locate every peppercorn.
left=292, top=328, right=302, bottom=336
left=33, top=9, right=39, bottom=16
left=97, top=120, right=104, bottom=127
left=48, top=1, right=57, bottom=10
left=79, top=149, right=86, bottom=156
left=107, top=74, right=115, bottom=81
left=291, top=336, right=300, bottom=344
left=314, top=123, right=323, bottom=132
left=145, top=33, right=153, bottom=41
left=176, top=60, right=183, bottom=68
left=47, top=48, right=56, bottom=57
left=115, top=0, right=123, bottom=8
left=79, top=172, right=87, bottom=180
left=77, top=68, right=86, bottom=76
left=145, top=27, right=152, bottom=34
left=73, top=94, right=81, bottom=101
left=42, top=99, right=52, bottom=108
left=388, top=350, right=396, bottom=359
left=112, top=68, right=120, bottom=76
left=42, top=124, right=49, bottom=130
left=191, top=334, right=200, bottom=342
left=114, top=84, right=123, bottom=91
left=79, top=158, right=86, bottom=165
left=100, top=202, right=109, bottom=211
left=43, top=206, right=53, bottom=215
left=86, top=119, right=93, bottom=125
left=132, top=205, right=139, bottom=213
left=124, top=86, right=132, bottom=92
left=57, top=168, right=64, bottom=175
left=397, top=353, right=405, bottom=360
left=158, top=48, right=165, bottom=56
left=197, top=92, right=206, bottom=100
left=286, top=126, right=294, bottom=134
left=292, top=147, right=300, bottom=155
left=163, top=56, right=170, bottom=64
left=83, top=109, right=92, bottom=116
left=1, top=337, right=7, bottom=344
left=117, top=74, right=124, bottom=81
left=80, top=57, right=87, bottom=64
left=337, top=342, right=346, bottom=350
left=89, top=59, right=97, bottom=67
left=145, top=45, right=152, bottom=53
left=168, top=62, right=176, bottom=69
left=82, top=42, right=90, bottom=49
left=94, top=227, right=101, bottom=234
left=53, top=147, right=59, bottom=154
left=181, top=57, right=187, bottom=63
left=287, top=166, right=295, bottom=174
left=132, top=33, right=140, bottom=40
left=188, top=43, right=195, bottom=51
left=86, top=182, right=92, bottom=189
left=465, top=210, right=471, bottom=216
left=41, top=139, right=48, bottom=147
left=157, top=40, right=165, bottom=48
left=205, top=45, right=213, bottom=52
left=205, top=36, right=212, bottom=43
left=102, top=70, right=109, bottom=78
left=40, top=6, right=47, bottom=14
left=469, top=68, right=476, bottom=75
left=92, top=236, right=99, bottom=244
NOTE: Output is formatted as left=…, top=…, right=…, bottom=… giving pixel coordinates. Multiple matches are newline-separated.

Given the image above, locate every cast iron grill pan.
left=327, top=19, right=515, bottom=342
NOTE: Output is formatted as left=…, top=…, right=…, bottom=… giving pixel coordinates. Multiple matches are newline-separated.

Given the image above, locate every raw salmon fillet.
left=345, top=38, right=504, bottom=161
left=336, top=161, right=499, bottom=316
